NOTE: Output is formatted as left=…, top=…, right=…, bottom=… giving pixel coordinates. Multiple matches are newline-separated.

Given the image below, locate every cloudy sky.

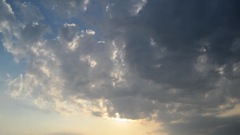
left=1, top=0, right=240, bottom=135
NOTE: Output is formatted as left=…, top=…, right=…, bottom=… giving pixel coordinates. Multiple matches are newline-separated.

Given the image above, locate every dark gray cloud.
left=1, top=0, right=240, bottom=135
left=103, top=0, right=240, bottom=134
left=120, top=0, right=240, bottom=94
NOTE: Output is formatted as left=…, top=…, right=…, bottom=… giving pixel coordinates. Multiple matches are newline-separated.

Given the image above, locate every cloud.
left=85, top=29, right=95, bottom=35
left=42, top=0, right=89, bottom=18
left=1, top=0, right=240, bottom=135
left=14, top=1, right=44, bottom=22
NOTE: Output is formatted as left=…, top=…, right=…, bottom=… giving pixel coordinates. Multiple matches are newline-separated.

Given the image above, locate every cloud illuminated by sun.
left=111, top=113, right=134, bottom=122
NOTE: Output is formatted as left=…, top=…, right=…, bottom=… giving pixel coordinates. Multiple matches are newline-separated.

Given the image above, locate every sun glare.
left=111, top=113, right=133, bottom=122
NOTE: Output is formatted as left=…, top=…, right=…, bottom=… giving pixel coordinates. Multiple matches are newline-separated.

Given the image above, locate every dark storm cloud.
left=105, top=0, right=240, bottom=102
left=118, top=0, right=240, bottom=94
left=105, top=0, right=240, bottom=134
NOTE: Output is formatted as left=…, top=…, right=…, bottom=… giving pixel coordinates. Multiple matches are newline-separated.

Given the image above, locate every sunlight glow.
left=111, top=113, right=134, bottom=122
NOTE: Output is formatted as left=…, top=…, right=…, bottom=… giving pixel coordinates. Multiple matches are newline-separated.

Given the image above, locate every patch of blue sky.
left=0, top=36, right=26, bottom=88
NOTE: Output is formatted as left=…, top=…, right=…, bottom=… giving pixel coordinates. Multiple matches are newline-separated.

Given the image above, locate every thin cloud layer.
left=1, top=0, right=240, bottom=135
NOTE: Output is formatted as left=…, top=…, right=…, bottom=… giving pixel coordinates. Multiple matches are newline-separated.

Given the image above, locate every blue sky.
left=1, top=0, right=240, bottom=135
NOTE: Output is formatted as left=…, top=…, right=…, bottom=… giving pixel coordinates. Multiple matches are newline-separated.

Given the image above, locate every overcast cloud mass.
left=1, top=0, right=240, bottom=135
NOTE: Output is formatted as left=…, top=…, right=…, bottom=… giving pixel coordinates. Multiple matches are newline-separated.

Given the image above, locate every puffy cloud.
left=85, top=29, right=95, bottom=35
left=1, top=0, right=240, bottom=135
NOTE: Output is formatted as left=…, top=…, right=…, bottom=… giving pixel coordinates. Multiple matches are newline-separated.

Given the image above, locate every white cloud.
left=64, top=23, right=76, bottom=27
left=97, top=41, right=106, bottom=44
left=2, top=0, right=14, bottom=15
left=85, top=29, right=95, bottom=35
left=80, top=55, right=97, bottom=68
left=130, top=0, right=147, bottom=16
left=67, top=35, right=80, bottom=51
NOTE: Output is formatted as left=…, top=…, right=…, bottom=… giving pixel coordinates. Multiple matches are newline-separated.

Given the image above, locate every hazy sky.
left=1, top=0, right=240, bottom=135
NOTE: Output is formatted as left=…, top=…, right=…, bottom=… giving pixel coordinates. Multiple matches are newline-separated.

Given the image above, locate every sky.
left=1, top=0, right=240, bottom=135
